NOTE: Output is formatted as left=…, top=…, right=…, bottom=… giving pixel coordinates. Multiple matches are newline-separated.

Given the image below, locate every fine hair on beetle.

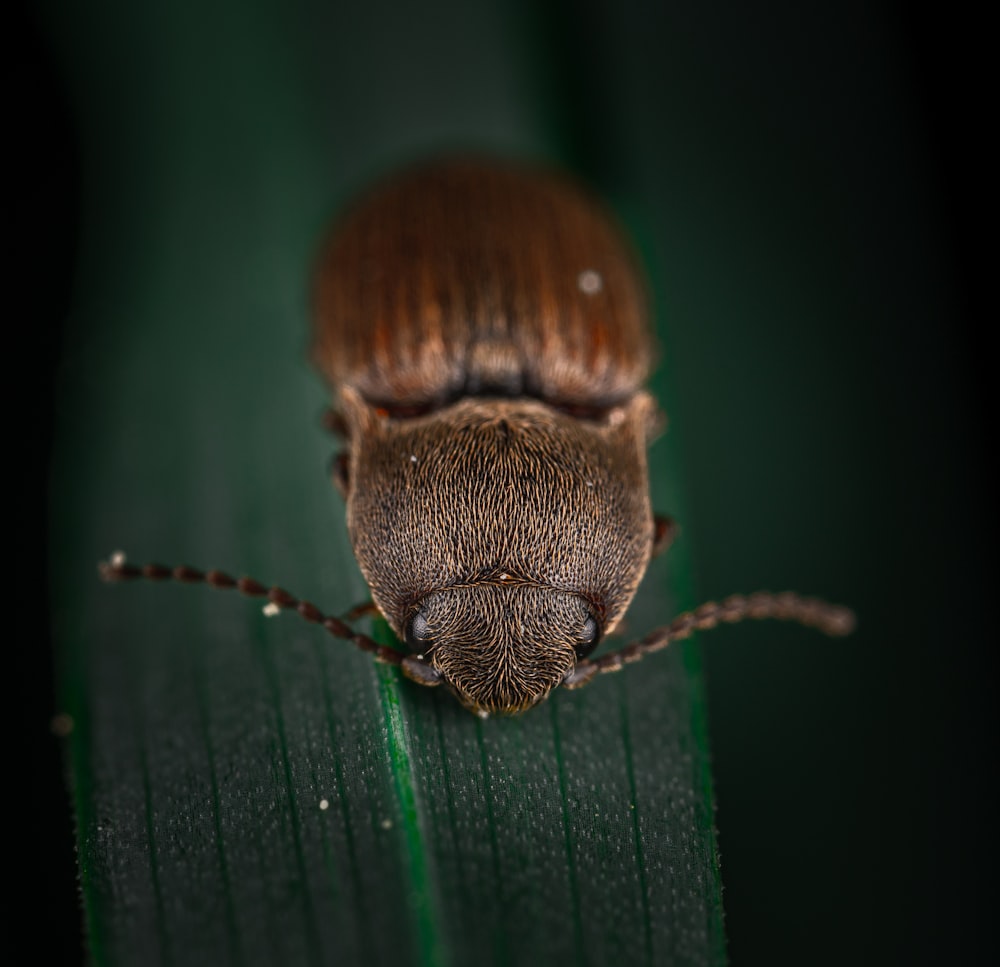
left=100, top=157, right=855, bottom=717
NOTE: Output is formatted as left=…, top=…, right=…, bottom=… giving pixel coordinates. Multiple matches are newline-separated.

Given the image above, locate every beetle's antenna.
left=98, top=553, right=407, bottom=668
left=563, top=591, right=856, bottom=689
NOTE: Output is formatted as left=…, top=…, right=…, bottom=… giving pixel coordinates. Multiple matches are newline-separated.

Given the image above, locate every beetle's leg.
left=322, top=408, right=352, bottom=497
left=401, top=656, right=444, bottom=687
left=564, top=591, right=856, bottom=689
left=98, top=554, right=406, bottom=667
left=343, top=600, right=379, bottom=622
left=652, top=515, right=678, bottom=557
left=330, top=451, right=351, bottom=497
left=322, top=408, right=349, bottom=438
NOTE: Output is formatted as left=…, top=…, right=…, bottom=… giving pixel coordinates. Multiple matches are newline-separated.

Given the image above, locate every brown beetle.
left=102, top=158, right=853, bottom=716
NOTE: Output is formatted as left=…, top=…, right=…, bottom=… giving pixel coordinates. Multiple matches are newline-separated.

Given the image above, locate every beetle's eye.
left=575, top=614, right=601, bottom=659
left=406, top=610, right=432, bottom=650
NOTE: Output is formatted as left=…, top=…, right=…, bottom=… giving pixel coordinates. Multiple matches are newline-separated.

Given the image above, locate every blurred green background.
left=16, top=0, right=991, bottom=964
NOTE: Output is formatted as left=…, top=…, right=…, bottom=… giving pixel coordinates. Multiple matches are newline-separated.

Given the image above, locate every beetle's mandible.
left=101, top=158, right=854, bottom=716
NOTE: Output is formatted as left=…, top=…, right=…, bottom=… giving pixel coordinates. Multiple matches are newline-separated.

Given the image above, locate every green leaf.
left=45, top=0, right=725, bottom=964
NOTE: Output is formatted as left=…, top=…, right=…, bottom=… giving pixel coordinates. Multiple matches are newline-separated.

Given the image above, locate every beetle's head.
left=401, top=580, right=601, bottom=715
left=341, top=394, right=657, bottom=714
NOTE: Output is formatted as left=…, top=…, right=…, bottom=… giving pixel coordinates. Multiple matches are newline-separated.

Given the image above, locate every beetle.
left=101, top=158, right=854, bottom=717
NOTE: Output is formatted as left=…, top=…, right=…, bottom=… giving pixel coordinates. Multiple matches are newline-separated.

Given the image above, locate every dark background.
left=15, top=1, right=991, bottom=964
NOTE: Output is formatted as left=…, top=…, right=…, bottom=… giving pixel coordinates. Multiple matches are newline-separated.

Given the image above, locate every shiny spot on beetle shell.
left=577, top=269, right=603, bottom=295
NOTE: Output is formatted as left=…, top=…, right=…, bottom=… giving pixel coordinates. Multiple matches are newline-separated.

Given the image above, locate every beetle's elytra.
left=102, top=158, right=854, bottom=716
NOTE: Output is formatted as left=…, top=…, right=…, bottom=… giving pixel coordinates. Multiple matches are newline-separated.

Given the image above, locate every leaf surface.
left=45, top=1, right=725, bottom=964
